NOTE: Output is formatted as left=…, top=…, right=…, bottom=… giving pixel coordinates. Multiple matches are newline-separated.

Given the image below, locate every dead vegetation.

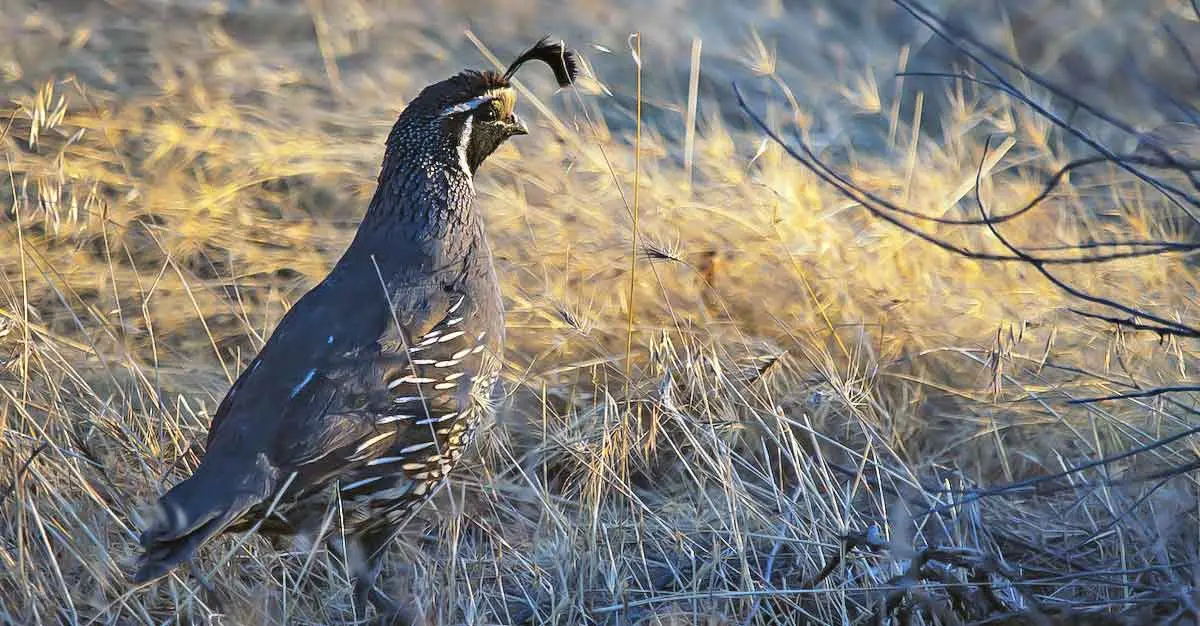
left=0, top=0, right=1198, bottom=624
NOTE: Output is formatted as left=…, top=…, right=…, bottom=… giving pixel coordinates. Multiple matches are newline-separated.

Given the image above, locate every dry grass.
left=1, top=0, right=1198, bottom=624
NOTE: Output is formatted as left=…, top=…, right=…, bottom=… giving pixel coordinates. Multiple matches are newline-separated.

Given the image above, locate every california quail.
left=132, top=38, right=579, bottom=620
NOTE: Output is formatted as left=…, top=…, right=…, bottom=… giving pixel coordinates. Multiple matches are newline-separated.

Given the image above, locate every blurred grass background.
left=0, top=0, right=1198, bottom=624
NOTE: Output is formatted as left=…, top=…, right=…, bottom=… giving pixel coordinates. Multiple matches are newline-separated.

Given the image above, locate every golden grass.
left=1, top=0, right=1197, bottom=624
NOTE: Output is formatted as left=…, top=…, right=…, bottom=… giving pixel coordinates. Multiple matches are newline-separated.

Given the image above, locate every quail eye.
left=477, top=102, right=501, bottom=122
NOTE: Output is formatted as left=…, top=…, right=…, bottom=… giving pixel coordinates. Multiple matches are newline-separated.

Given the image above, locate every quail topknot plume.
left=132, top=37, right=579, bottom=621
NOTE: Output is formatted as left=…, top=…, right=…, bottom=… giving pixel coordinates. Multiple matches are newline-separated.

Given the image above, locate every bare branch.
left=915, top=420, right=1200, bottom=517
left=1069, top=309, right=1200, bottom=339
left=972, top=135, right=1200, bottom=338
left=1068, top=385, right=1200, bottom=405
left=892, top=0, right=1200, bottom=221
left=732, top=83, right=1198, bottom=267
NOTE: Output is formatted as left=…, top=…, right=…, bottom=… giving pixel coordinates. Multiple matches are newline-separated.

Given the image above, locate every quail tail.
left=132, top=454, right=277, bottom=583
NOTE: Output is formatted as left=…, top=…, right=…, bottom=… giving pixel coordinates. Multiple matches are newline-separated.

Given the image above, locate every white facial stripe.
left=439, top=95, right=494, bottom=118
left=456, top=115, right=474, bottom=178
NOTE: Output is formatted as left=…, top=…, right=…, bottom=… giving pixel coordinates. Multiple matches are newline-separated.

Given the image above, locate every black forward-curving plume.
left=132, top=38, right=578, bottom=625
left=503, top=36, right=580, bottom=88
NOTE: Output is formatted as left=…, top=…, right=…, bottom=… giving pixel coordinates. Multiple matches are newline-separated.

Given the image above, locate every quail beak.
left=506, top=113, right=529, bottom=137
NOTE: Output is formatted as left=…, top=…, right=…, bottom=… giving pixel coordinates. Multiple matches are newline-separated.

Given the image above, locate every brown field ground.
left=1, top=0, right=1198, bottom=624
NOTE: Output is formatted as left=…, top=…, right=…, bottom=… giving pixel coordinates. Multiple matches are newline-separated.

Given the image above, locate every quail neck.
left=355, top=72, right=526, bottom=255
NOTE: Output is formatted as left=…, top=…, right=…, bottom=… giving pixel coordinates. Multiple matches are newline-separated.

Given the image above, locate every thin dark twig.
left=1162, top=21, right=1200, bottom=92
left=915, top=418, right=1200, bottom=515
left=1131, top=69, right=1200, bottom=129
left=732, top=83, right=1197, bottom=267
left=1069, top=385, right=1200, bottom=404
left=0, top=442, right=48, bottom=506
left=904, top=65, right=1200, bottom=197
left=1070, top=309, right=1200, bottom=339
left=1060, top=474, right=1181, bottom=558
left=892, top=0, right=1200, bottom=221
left=1036, top=361, right=1200, bottom=418
left=974, top=135, right=1200, bottom=338
left=895, top=71, right=1014, bottom=95
left=1023, top=240, right=1199, bottom=252
left=1119, top=458, right=1200, bottom=486
left=868, top=70, right=1200, bottom=229
left=918, top=423, right=1200, bottom=495
left=1124, top=46, right=1200, bottom=129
